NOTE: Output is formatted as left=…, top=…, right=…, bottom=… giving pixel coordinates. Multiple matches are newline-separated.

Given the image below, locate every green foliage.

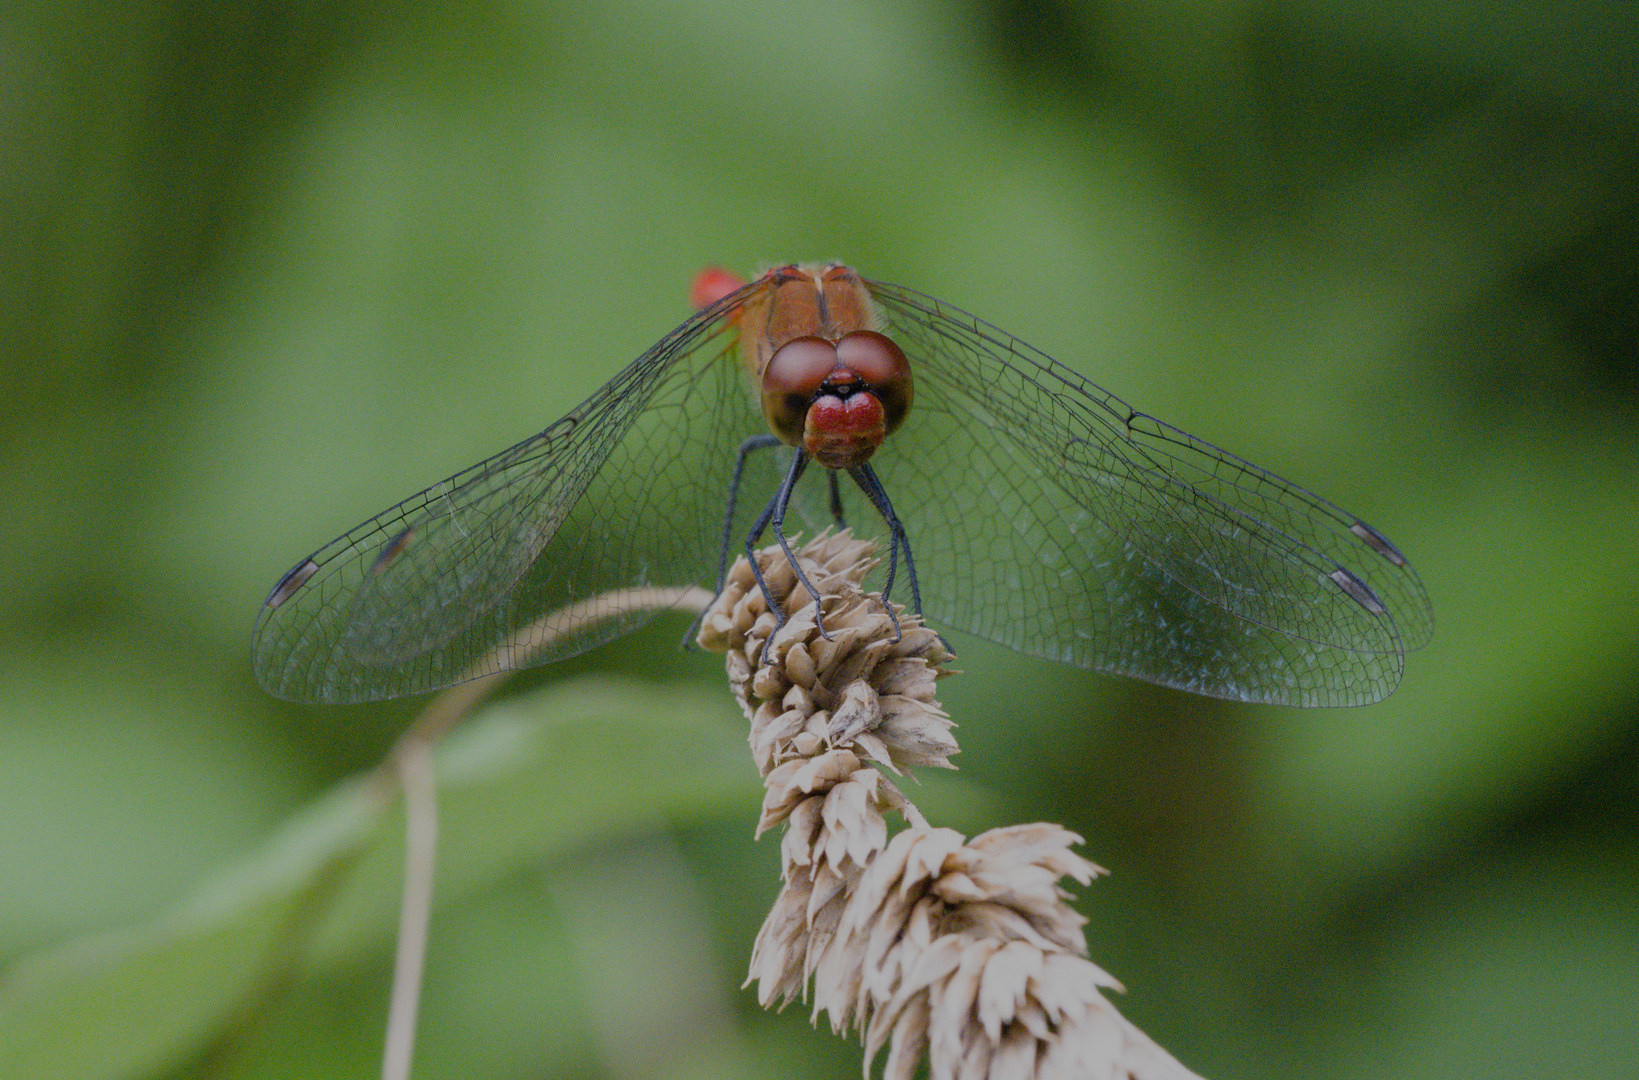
left=0, top=679, right=758, bottom=1078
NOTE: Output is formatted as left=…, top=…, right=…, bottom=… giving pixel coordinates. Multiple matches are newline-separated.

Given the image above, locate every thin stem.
left=381, top=739, right=436, bottom=1080
left=375, top=583, right=714, bottom=1080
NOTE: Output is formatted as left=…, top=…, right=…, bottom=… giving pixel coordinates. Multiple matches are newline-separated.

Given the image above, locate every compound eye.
left=761, top=336, right=838, bottom=445
left=836, top=331, right=913, bottom=434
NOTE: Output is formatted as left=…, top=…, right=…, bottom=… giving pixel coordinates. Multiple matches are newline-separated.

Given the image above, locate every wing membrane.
left=253, top=286, right=767, bottom=703
left=861, top=280, right=1432, bottom=706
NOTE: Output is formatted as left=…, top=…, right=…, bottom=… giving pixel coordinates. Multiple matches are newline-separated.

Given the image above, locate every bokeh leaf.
left=0, top=676, right=755, bottom=1080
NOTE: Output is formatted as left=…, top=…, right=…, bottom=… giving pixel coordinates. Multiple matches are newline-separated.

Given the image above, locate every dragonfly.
left=254, top=262, right=1432, bottom=707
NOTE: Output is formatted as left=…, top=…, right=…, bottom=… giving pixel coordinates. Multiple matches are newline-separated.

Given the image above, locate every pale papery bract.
left=699, top=531, right=1207, bottom=1080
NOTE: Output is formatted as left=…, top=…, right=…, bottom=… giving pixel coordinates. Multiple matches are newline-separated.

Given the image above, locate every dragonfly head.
left=760, top=331, right=913, bottom=469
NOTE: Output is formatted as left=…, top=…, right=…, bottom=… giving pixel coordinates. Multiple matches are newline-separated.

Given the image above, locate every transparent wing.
left=252, top=283, right=773, bottom=704
left=858, top=279, right=1434, bottom=707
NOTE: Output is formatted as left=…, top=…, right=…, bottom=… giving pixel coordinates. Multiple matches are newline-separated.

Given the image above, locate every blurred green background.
left=3, top=0, right=1636, bottom=1077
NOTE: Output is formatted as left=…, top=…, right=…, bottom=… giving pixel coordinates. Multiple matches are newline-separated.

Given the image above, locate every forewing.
left=861, top=280, right=1433, bottom=707
left=253, top=286, right=768, bottom=704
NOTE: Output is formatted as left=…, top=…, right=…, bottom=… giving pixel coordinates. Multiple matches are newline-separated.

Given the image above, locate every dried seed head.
left=698, top=530, right=958, bottom=781
left=708, top=532, right=1205, bottom=1080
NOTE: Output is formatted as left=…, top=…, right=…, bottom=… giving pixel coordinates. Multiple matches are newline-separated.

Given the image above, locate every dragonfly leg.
left=746, top=449, right=834, bottom=638
left=848, top=464, right=925, bottom=641
left=680, top=433, right=782, bottom=652
left=714, top=433, right=783, bottom=595
left=827, top=469, right=847, bottom=528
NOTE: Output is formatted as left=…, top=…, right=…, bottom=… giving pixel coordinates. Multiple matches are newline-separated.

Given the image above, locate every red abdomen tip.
left=690, top=267, right=747, bottom=310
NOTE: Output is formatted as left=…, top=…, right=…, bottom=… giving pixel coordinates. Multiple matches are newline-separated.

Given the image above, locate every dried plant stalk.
left=698, top=531, right=1206, bottom=1080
